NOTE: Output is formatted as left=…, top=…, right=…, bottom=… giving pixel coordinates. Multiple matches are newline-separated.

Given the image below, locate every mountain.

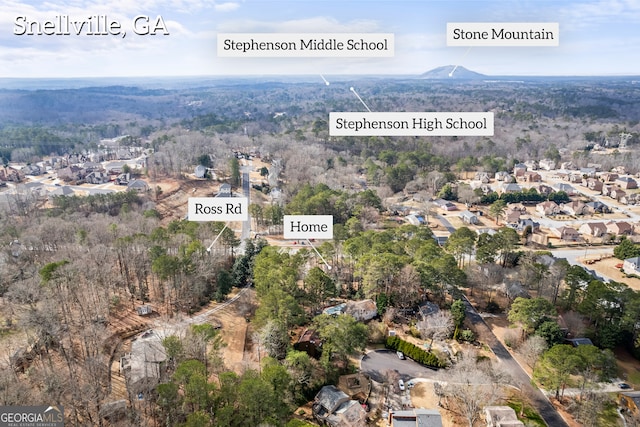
left=419, top=65, right=486, bottom=80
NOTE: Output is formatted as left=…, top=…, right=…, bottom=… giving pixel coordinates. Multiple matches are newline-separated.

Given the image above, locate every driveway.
left=361, top=349, right=439, bottom=383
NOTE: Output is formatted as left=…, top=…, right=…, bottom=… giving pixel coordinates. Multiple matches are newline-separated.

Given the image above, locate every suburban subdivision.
left=2, top=71, right=640, bottom=427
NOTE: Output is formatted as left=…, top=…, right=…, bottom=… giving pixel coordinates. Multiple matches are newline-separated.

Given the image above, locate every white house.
left=623, top=257, right=640, bottom=276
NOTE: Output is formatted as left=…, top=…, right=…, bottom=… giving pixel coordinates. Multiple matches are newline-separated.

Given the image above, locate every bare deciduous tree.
left=444, top=350, right=511, bottom=427
left=518, top=335, right=548, bottom=368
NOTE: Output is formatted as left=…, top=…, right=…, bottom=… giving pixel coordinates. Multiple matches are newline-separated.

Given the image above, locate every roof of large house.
left=390, top=409, right=443, bottom=427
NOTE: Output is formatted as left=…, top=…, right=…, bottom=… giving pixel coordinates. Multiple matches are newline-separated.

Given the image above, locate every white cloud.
left=214, top=2, right=240, bottom=12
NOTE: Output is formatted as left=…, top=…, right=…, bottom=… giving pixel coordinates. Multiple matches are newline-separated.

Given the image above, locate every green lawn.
left=506, top=400, right=546, bottom=427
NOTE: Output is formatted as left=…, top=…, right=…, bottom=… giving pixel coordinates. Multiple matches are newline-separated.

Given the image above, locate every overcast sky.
left=2, top=0, right=640, bottom=78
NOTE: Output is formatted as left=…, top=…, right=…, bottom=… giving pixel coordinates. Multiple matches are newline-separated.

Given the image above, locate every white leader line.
left=349, top=86, right=372, bottom=112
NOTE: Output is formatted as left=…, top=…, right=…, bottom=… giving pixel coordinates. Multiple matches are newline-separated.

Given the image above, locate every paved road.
left=361, top=349, right=439, bottom=383
left=550, top=247, right=615, bottom=282
left=237, top=167, right=251, bottom=255
left=461, top=296, right=568, bottom=427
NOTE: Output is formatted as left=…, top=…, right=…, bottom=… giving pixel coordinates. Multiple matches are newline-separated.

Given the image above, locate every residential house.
left=459, top=210, right=479, bottom=225
left=476, top=228, right=498, bottom=236
left=616, top=176, right=638, bottom=190
left=85, top=171, right=110, bottom=184
left=522, top=171, right=542, bottom=183
left=516, top=218, right=540, bottom=233
left=120, top=330, right=167, bottom=395
left=623, top=257, right=640, bottom=276
left=610, top=188, right=627, bottom=201
left=536, top=201, right=561, bottom=216
left=56, top=165, right=85, bottom=182
left=388, top=409, right=443, bottom=427
left=0, top=166, right=24, bottom=182
left=535, top=184, right=554, bottom=196
left=474, top=172, right=491, bottom=183
left=538, top=159, right=556, bottom=171
left=524, top=160, right=538, bottom=170
left=82, top=161, right=102, bottom=171
left=567, top=173, right=583, bottom=183
left=622, top=193, right=640, bottom=206
left=585, top=201, right=610, bottom=214
left=312, top=385, right=366, bottom=427
left=553, top=183, right=576, bottom=195
left=579, top=222, right=608, bottom=238
left=600, top=172, right=619, bottom=182
left=504, top=208, right=521, bottom=225
left=494, top=171, right=512, bottom=182
left=484, top=406, right=524, bottom=427
left=500, top=183, right=521, bottom=194
left=513, top=163, right=527, bottom=177
left=48, top=186, right=74, bottom=200
left=561, top=201, right=587, bottom=216
left=560, top=161, right=576, bottom=170
left=23, top=164, right=43, bottom=176
left=127, top=179, right=149, bottom=193
left=433, top=199, right=457, bottom=211
left=602, top=185, right=615, bottom=198
left=551, top=226, right=581, bottom=242
left=529, top=231, right=549, bottom=246
left=606, top=221, right=634, bottom=236
left=294, top=329, right=323, bottom=359
left=580, top=167, right=597, bottom=178
left=585, top=178, right=603, bottom=192
left=343, top=299, right=377, bottom=322
left=337, top=374, right=371, bottom=401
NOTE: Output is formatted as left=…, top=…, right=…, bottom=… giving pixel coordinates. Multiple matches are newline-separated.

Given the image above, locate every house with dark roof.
left=294, top=329, right=323, bottom=359
left=585, top=201, right=609, bottom=214
left=606, top=221, right=634, bottom=236
left=616, top=176, right=638, bottom=190
left=312, top=385, right=366, bottom=427
left=433, top=199, right=457, bottom=211
left=565, top=338, right=594, bottom=347
left=585, top=178, right=603, bottom=192
left=127, top=179, right=149, bottom=193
